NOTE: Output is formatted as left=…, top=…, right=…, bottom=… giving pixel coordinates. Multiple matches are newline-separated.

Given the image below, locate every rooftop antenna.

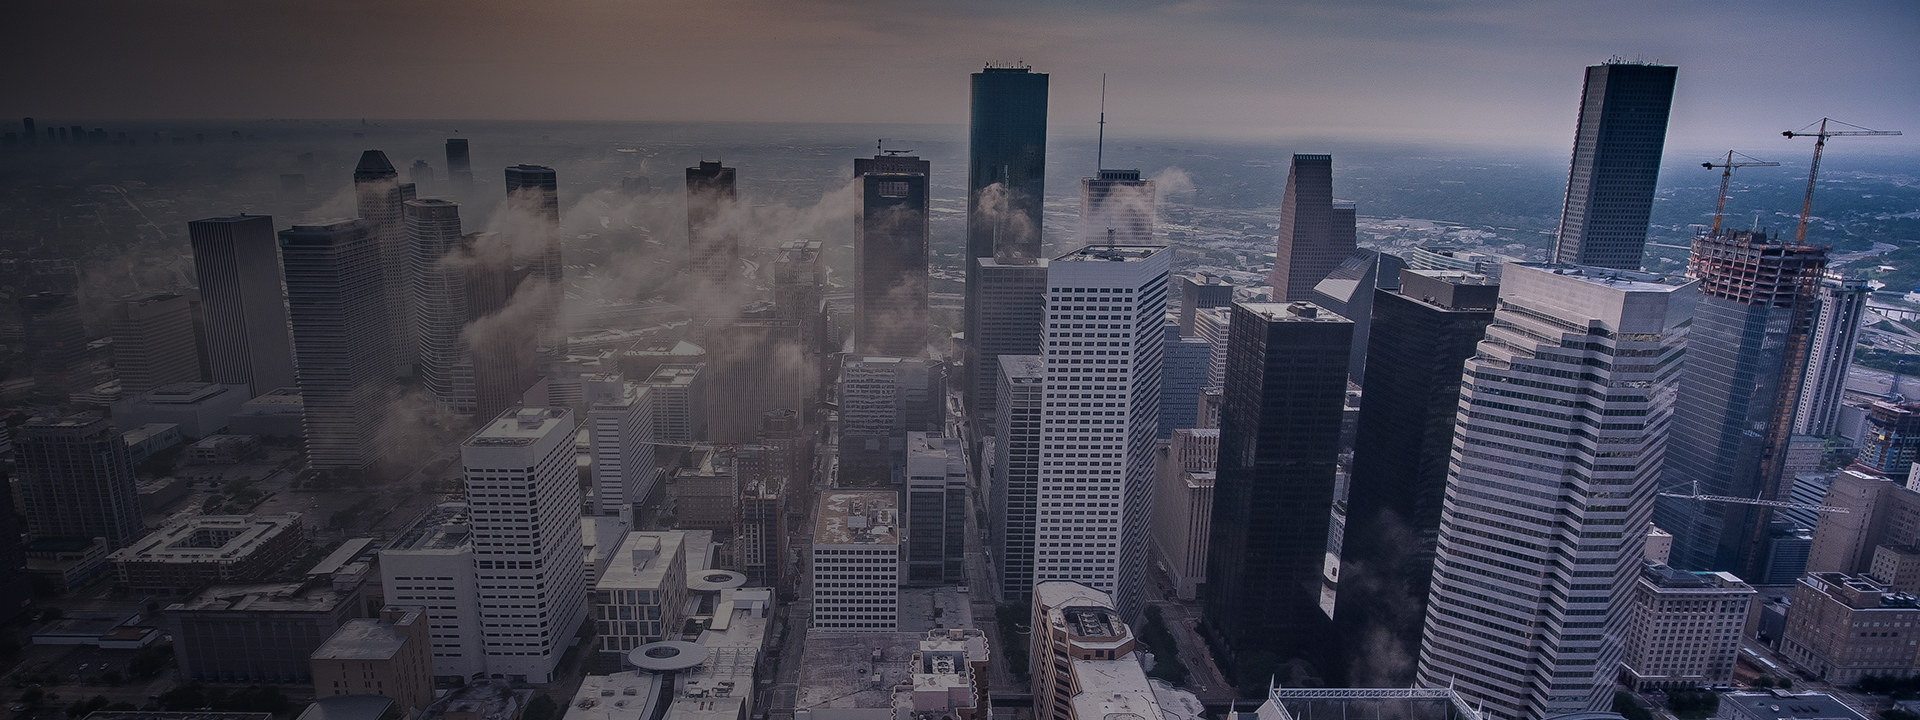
left=1096, top=74, right=1107, bottom=172
left=877, top=138, right=885, bottom=155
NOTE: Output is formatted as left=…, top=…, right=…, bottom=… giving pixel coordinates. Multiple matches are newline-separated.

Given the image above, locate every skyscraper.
left=407, top=199, right=477, bottom=414
left=1797, top=274, right=1871, bottom=437
left=189, top=215, right=299, bottom=397
left=504, top=164, right=564, bottom=357
left=1035, top=244, right=1168, bottom=622
left=904, top=432, right=967, bottom=586
left=462, top=407, right=586, bottom=683
left=444, top=139, right=472, bottom=195
left=1657, top=230, right=1825, bottom=578
left=1079, top=169, right=1155, bottom=247
left=993, top=354, right=1045, bottom=604
left=1176, top=273, right=1234, bottom=336
left=1416, top=264, right=1693, bottom=720
left=967, top=256, right=1049, bottom=426
left=110, top=292, right=201, bottom=394
left=1270, top=155, right=1355, bottom=302
left=585, top=374, right=656, bottom=519
left=1332, top=270, right=1498, bottom=687
left=1310, top=249, right=1408, bottom=384
left=854, top=154, right=931, bottom=357
left=19, top=292, right=88, bottom=398
left=1201, top=301, right=1352, bottom=685
left=837, top=356, right=945, bottom=478
left=966, top=65, right=1049, bottom=411
left=685, top=160, right=738, bottom=300
left=280, top=219, right=396, bottom=472
left=1549, top=62, right=1679, bottom=270
left=1157, top=322, right=1211, bottom=437
left=356, top=150, right=418, bottom=377
left=16, top=413, right=143, bottom=548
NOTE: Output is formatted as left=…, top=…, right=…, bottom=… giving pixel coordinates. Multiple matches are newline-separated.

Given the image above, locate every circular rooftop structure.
left=687, top=569, right=747, bottom=592
left=628, top=641, right=709, bottom=671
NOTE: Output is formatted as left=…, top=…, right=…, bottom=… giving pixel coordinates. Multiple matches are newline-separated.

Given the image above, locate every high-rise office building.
left=1176, top=273, right=1234, bottom=336
left=1332, top=270, right=1498, bottom=687
left=355, top=150, right=418, bottom=377
left=838, top=356, right=945, bottom=477
left=966, top=65, right=1049, bottom=412
left=1657, top=230, right=1826, bottom=578
left=967, top=256, right=1048, bottom=423
left=1310, top=249, right=1408, bottom=384
left=1035, top=244, right=1169, bottom=623
left=1549, top=62, right=1679, bottom=270
left=280, top=219, right=396, bottom=472
left=904, top=432, right=967, bottom=586
left=1157, top=322, right=1210, bottom=437
left=1152, top=428, right=1219, bottom=602
left=642, top=364, right=707, bottom=443
left=504, top=164, right=564, bottom=357
left=1270, top=155, right=1356, bottom=302
left=1030, top=581, right=1170, bottom=720
left=189, top=215, right=299, bottom=397
left=1193, top=306, right=1231, bottom=389
left=686, top=161, right=739, bottom=298
left=1619, top=563, right=1755, bottom=691
left=407, top=199, right=477, bottom=414
left=585, top=374, right=656, bottom=519
left=1855, top=401, right=1920, bottom=477
left=1416, top=264, right=1694, bottom=720
left=444, top=139, right=472, bottom=195
left=854, top=154, right=931, bottom=357
left=110, top=292, right=201, bottom=394
left=1079, top=169, right=1154, bottom=247
left=774, top=240, right=826, bottom=351
left=16, top=413, right=143, bottom=548
left=20, top=292, right=88, bottom=398
left=993, top=355, right=1044, bottom=604
left=465, top=407, right=585, bottom=684
left=1798, top=274, right=1871, bottom=437
left=1202, top=301, right=1352, bottom=682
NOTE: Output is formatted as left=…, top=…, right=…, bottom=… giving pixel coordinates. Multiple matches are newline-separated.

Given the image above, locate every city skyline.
left=2, top=1, right=1913, bottom=152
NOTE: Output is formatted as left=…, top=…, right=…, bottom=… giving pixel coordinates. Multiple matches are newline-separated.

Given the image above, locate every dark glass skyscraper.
left=854, top=154, right=931, bottom=357
left=1310, top=248, right=1407, bottom=384
left=355, top=150, right=418, bottom=377
left=189, top=215, right=299, bottom=397
left=505, top=164, right=564, bottom=357
left=445, top=138, right=473, bottom=195
left=685, top=160, right=739, bottom=303
left=1656, top=229, right=1826, bottom=577
left=965, top=65, right=1048, bottom=413
left=1550, top=62, right=1678, bottom=270
left=280, top=219, right=397, bottom=472
left=1331, top=270, right=1498, bottom=687
left=1271, top=155, right=1355, bottom=301
left=1203, top=301, right=1352, bottom=687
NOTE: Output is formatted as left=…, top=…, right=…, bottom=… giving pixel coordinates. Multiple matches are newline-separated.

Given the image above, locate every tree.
left=64, top=696, right=108, bottom=718
left=1613, top=691, right=1653, bottom=720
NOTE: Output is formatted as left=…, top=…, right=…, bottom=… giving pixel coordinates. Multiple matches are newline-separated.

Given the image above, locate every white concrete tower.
left=461, top=407, right=587, bottom=684
left=1415, top=264, right=1694, bottom=720
left=585, top=374, right=656, bottom=519
left=1036, top=244, right=1169, bottom=623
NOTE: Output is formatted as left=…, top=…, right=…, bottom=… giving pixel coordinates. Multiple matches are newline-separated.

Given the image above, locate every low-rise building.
left=895, top=629, right=989, bottom=720
left=228, top=387, right=305, bottom=439
left=1619, top=562, right=1756, bottom=690
left=311, top=606, right=434, bottom=718
left=110, top=382, right=250, bottom=438
left=186, top=434, right=263, bottom=464
left=811, top=491, right=900, bottom=632
left=582, top=516, right=633, bottom=585
left=1030, top=581, right=1165, bottom=720
left=109, top=514, right=306, bottom=594
left=25, top=537, right=110, bottom=589
left=418, top=681, right=530, bottom=720
left=593, top=532, right=688, bottom=668
left=167, top=576, right=365, bottom=683
left=122, top=423, right=183, bottom=463
left=669, top=445, right=736, bottom=530
left=1717, top=692, right=1870, bottom=720
left=1778, top=572, right=1920, bottom=684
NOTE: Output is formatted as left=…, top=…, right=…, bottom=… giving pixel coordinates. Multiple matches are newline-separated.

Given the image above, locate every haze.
left=3, top=0, right=1916, bottom=151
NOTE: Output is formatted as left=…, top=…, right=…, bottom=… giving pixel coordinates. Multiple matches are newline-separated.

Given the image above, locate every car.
left=11, top=705, right=27, bottom=712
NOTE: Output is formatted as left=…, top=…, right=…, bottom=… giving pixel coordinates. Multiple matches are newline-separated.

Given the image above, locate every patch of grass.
left=1141, top=605, right=1189, bottom=685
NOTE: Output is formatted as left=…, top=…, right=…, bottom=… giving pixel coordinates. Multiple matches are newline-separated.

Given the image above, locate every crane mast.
left=1701, top=151, right=1778, bottom=235
left=1784, top=118, right=1902, bottom=244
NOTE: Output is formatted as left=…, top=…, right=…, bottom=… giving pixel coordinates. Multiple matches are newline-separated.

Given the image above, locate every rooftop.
left=310, top=611, right=419, bottom=661
left=597, top=532, right=685, bottom=591
left=421, top=681, right=530, bottom=720
left=168, top=579, right=351, bottom=614
left=1720, top=692, right=1869, bottom=720
left=1054, top=244, right=1166, bottom=263
left=108, top=514, right=303, bottom=565
left=295, top=696, right=393, bottom=720
left=565, top=672, right=663, bottom=720
left=468, top=407, right=571, bottom=447
left=1236, top=301, right=1350, bottom=323
left=386, top=502, right=474, bottom=553
left=815, top=491, right=899, bottom=546
left=130, top=382, right=236, bottom=405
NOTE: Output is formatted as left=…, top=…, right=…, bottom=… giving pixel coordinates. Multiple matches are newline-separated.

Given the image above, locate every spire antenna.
left=1096, top=74, right=1107, bottom=173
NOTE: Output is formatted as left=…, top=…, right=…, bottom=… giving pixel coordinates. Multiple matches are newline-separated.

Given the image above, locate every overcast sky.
left=3, top=0, right=1915, bottom=152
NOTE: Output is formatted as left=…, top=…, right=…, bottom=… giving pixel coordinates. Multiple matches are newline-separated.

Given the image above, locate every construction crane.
left=1783, top=118, right=1902, bottom=244
left=1657, top=481, right=1850, bottom=514
left=1702, top=151, right=1778, bottom=235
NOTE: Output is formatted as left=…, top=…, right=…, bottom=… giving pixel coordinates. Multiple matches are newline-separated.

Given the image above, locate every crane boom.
left=1658, top=481, right=1849, bottom=514
left=1702, top=151, right=1779, bottom=235
left=1784, top=118, right=1902, bottom=244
